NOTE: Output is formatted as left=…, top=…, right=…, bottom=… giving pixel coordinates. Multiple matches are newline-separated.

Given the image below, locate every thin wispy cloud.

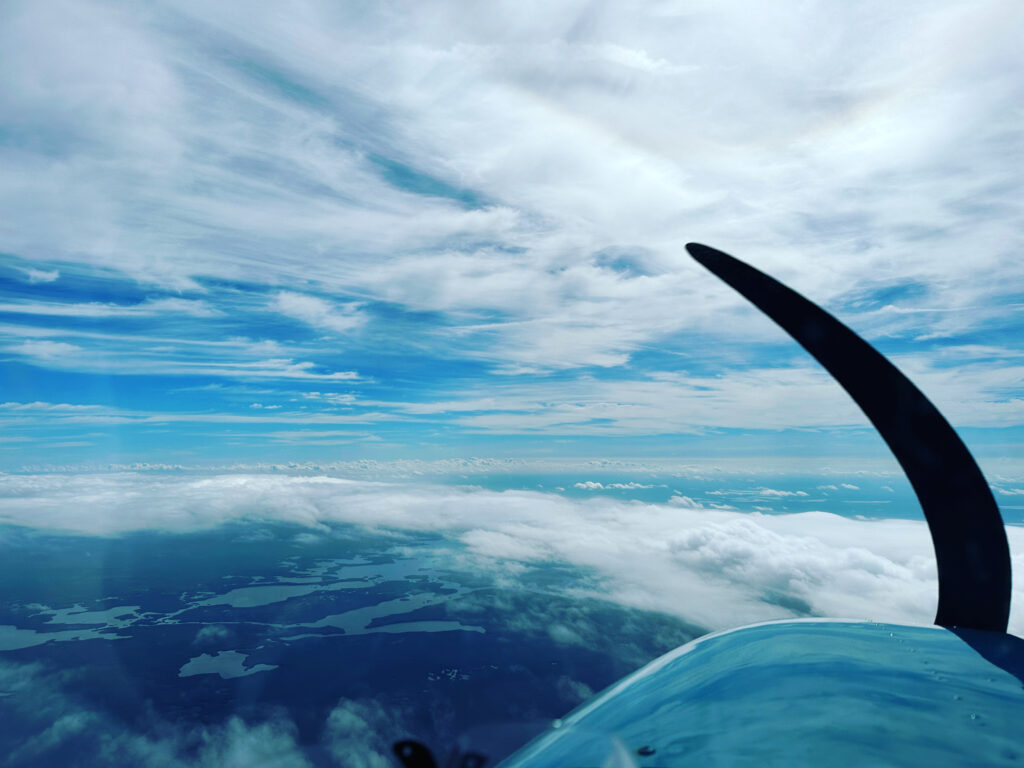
left=4, top=340, right=82, bottom=361
left=0, top=298, right=220, bottom=318
left=2, top=349, right=359, bottom=382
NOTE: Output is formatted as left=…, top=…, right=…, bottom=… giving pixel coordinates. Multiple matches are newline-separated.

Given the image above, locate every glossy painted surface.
left=501, top=620, right=1024, bottom=767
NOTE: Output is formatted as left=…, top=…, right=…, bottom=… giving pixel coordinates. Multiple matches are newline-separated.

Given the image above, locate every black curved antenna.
left=687, top=242, right=1011, bottom=633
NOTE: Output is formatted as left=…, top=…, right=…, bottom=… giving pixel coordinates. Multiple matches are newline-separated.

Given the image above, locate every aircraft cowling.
left=499, top=619, right=1024, bottom=767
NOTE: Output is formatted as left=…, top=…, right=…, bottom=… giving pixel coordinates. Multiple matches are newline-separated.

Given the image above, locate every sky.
left=1, top=0, right=1024, bottom=469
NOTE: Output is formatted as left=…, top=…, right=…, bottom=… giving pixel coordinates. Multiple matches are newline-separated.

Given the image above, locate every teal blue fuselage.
left=500, top=620, right=1024, bottom=767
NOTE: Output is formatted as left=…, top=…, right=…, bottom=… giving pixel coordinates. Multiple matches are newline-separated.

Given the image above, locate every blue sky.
left=2, top=0, right=1024, bottom=471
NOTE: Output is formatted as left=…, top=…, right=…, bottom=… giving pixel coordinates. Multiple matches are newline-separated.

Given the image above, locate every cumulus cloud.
left=709, top=487, right=810, bottom=499
left=0, top=662, right=305, bottom=767
left=2, top=472, right=1021, bottom=636
left=574, top=481, right=655, bottom=490
left=193, top=625, right=233, bottom=646
left=322, top=699, right=406, bottom=768
left=0, top=659, right=404, bottom=768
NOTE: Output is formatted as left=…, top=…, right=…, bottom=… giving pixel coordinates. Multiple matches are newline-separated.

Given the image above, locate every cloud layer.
left=3, top=472, right=1021, bottom=636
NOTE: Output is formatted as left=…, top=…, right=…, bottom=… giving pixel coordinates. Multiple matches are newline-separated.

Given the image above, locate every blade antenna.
left=687, top=242, right=1011, bottom=632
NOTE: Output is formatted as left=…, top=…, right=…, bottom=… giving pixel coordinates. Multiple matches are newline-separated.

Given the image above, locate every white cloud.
left=301, top=392, right=357, bottom=406
left=193, top=625, right=232, bottom=646
left=322, top=699, right=406, bottom=768
left=0, top=298, right=220, bottom=318
left=4, top=340, right=81, bottom=361
left=415, top=367, right=868, bottom=433
left=0, top=658, right=401, bottom=767
left=9, top=339, right=1023, bottom=433
left=263, top=430, right=380, bottom=446
left=572, top=480, right=656, bottom=491
left=0, top=400, right=390, bottom=427
left=0, top=401, right=111, bottom=413
left=709, top=487, right=810, bottom=499
left=0, top=0, right=1021, bottom=374
left=2, top=472, right=1021, bottom=636
left=0, top=324, right=288, bottom=352
left=2, top=345, right=359, bottom=380
left=271, top=292, right=366, bottom=335
left=0, top=320, right=365, bottom=388
left=383, top=360, right=1024, bottom=434
left=668, top=495, right=702, bottom=509
left=20, top=267, right=59, bottom=283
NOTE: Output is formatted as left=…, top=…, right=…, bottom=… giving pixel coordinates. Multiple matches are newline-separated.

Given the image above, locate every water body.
left=178, top=649, right=278, bottom=679
left=0, top=604, right=142, bottom=651
left=191, top=581, right=369, bottom=609
left=42, top=604, right=141, bottom=627
left=0, top=623, right=122, bottom=651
